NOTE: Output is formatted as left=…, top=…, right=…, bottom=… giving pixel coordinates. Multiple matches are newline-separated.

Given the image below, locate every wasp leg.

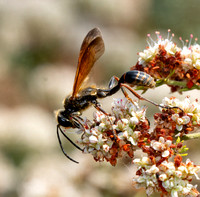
left=57, top=125, right=83, bottom=164
left=119, top=83, right=184, bottom=112
left=91, top=100, right=109, bottom=115
left=72, top=115, right=84, bottom=123
left=120, top=83, right=162, bottom=106
left=92, top=100, right=117, bottom=139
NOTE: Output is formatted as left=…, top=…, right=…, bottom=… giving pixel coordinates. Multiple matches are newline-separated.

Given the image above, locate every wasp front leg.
left=91, top=99, right=118, bottom=139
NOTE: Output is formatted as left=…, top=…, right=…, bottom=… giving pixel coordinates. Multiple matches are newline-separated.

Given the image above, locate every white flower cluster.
left=150, top=137, right=172, bottom=158
left=161, top=97, right=200, bottom=130
left=112, top=98, right=147, bottom=145
left=138, top=31, right=200, bottom=71
left=133, top=157, right=200, bottom=197
left=181, top=44, right=200, bottom=70
left=78, top=98, right=147, bottom=162
left=138, top=32, right=180, bottom=66
left=79, top=111, right=115, bottom=162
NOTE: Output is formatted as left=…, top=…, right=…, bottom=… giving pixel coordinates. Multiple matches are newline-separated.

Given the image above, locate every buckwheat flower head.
left=133, top=158, right=159, bottom=196
left=161, top=97, right=200, bottom=128
left=79, top=97, right=149, bottom=166
left=133, top=157, right=200, bottom=196
left=181, top=43, right=200, bottom=70
left=138, top=45, right=158, bottom=66
left=150, top=137, right=172, bottom=158
left=131, top=30, right=200, bottom=92
left=138, top=31, right=180, bottom=67
left=157, top=36, right=180, bottom=56
left=78, top=112, right=115, bottom=163
left=161, top=159, right=200, bottom=197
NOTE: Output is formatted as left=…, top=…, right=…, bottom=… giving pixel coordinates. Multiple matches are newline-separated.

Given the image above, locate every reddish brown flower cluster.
left=131, top=32, right=200, bottom=93
left=133, top=100, right=200, bottom=196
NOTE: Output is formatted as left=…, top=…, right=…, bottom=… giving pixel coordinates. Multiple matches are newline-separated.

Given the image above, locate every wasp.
left=56, top=28, right=110, bottom=163
left=56, top=28, right=169, bottom=164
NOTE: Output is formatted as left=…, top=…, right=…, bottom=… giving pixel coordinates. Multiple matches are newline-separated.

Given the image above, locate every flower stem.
left=181, top=133, right=200, bottom=140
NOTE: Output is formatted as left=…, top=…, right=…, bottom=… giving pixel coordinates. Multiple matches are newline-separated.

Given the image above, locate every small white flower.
left=166, top=140, right=172, bottom=147
left=178, top=165, right=188, bottom=174
left=130, top=116, right=139, bottom=125
left=159, top=173, right=167, bottom=181
left=146, top=165, right=159, bottom=174
left=182, top=184, right=193, bottom=194
left=151, top=141, right=163, bottom=151
left=181, top=46, right=191, bottom=57
left=175, top=170, right=182, bottom=178
left=136, top=176, right=145, bottom=183
left=133, top=157, right=151, bottom=166
left=103, top=144, right=110, bottom=152
left=138, top=46, right=158, bottom=65
left=146, top=186, right=154, bottom=196
left=162, top=179, right=170, bottom=189
left=176, top=124, right=183, bottom=131
left=89, top=135, right=98, bottom=143
left=171, top=189, right=178, bottom=197
left=99, top=123, right=106, bottom=131
left=162, top=150, right=170, bottom=158
left=194, top=59, right=200, bottom=69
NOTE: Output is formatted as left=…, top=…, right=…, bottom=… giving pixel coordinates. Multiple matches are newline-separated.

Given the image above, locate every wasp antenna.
left=57, top=126, right=80, bottom=164
left=58, top=125, right=83, bottom=151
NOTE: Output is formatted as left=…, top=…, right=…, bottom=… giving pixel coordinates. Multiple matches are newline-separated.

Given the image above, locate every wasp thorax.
left=63, top=95, right=72, bottom=108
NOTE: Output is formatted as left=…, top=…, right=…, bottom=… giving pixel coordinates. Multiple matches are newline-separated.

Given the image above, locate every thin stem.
left=181, top=132, right=200, bottom=140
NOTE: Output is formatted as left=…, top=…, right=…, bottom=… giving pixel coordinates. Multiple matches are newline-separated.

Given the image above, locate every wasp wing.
left=72, top=28, right=105, bottom=98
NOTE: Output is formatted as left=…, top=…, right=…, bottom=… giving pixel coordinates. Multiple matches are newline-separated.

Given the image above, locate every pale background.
left=1, top=1, right=200, bottom=197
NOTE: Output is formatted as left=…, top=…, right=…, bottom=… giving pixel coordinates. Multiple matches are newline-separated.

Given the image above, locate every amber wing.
left=71, top=28, right=105, bottom=98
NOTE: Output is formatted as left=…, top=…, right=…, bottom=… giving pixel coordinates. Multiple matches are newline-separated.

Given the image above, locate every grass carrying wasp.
left=56, top=28, right=171, bottom=164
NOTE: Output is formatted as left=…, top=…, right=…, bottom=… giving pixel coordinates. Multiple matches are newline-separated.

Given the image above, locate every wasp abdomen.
left=119, top=70, right=155, bottom=88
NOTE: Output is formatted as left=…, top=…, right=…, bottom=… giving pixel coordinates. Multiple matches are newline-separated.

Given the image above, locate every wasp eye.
left=57, top=111, right=73, bottom=128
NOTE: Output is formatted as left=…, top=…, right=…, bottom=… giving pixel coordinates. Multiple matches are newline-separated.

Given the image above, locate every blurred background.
left=1, top=0, right=200, bottom=196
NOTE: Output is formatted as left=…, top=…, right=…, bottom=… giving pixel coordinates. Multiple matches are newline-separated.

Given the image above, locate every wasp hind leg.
left=57, top=125, right=83, bottom=164
left=120, top=84, right=184, bottom=112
